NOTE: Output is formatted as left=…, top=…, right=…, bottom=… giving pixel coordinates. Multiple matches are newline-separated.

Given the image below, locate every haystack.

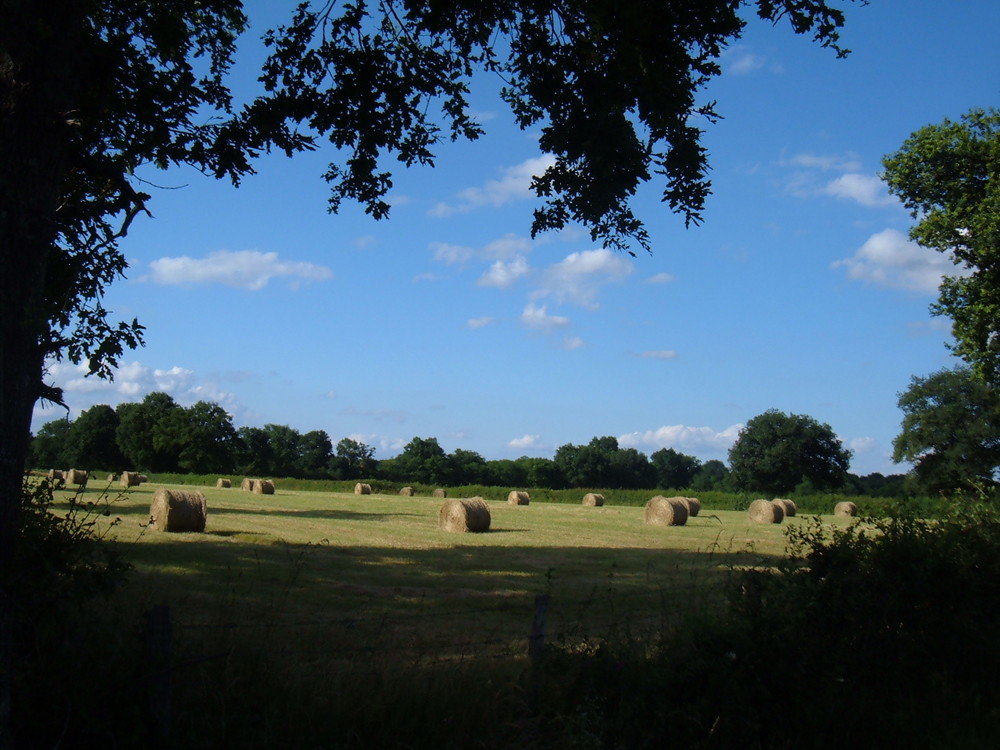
left=354, top=483, right=372, bottom=495
left=681, top=497, right=701, bottom=517
left=748, top=498, right=784, bottom=524
left=644, top=496, right=689, bottom=526
left=216, top=478, right=232, bottom=489
left=439, top=497, right=491, bottom=533
left=773, top=498, right=797, bottom=517
left=149, top=489, right=207, bottom=533
left=137, top=474, right=149, bottom=484
left=582, top=493, right=604, bottom=507
left=432, top=488, right=448, bottom=498
left=507, top=490, right=530, bottom=505
left=241, top=477, right=254, bottom=491
left=253, top=479, right=275, bottom=495
left=834, top=501, right=858, bottom=517
left=121, top=471, right=142, bottom=488
left=66, top=469, right=88, bottom=486
left=399, top=486, right=414, bottom=496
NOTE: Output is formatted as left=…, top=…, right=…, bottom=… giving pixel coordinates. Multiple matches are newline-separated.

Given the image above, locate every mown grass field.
left=62, top=481, right=855, bottom=665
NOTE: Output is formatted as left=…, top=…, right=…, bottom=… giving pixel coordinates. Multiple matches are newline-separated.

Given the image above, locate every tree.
left=555, top=436, right=654, bottom=489
left=334, top=438, right=377, bottom=480
left=298, top=430, right=334, bottom=478
left=691, top=459, right=731, bottom=491
left=892, top=367, right=1000, bottom=495
left=882, top=109, right=1000, bottom=383
left=728, top=410, right=851, bottom=496
left=153, top=401, right=238, bottom=475
left=389, top=437, right=449, bottom=484
left=235, top=426, right=275, bottom=477
left=115, top=392, right=182, bottom=471
left=65, top=404, right=124, bottom=471
left=0, top=1, right=860, bottom=734
left=28, top=419, right=73, bottom=471
left=262, top=424, right=302, bottom=478
left=650, top=447, right=702, bottom=489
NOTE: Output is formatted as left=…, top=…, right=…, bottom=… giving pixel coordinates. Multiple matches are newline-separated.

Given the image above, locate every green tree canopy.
left=893, top=366, right=1000, bottom=496
left=29, top=419, right=73, bottom=471
left=334, top=438, right=377, bottom=480
left=650, top=447, right=702, bottom=489
left=728, top=410, right=851, bottom=496
left=66, top=404, right=124, bottom=471
left=153, top=401, right=238, bottom=475
left=882, top=108, right=1000, bottom=383
left=115, top=392, right=182, bottom=471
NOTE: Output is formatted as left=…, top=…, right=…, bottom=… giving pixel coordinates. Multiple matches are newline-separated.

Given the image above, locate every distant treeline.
left=30, top=391, right=911, bottom=497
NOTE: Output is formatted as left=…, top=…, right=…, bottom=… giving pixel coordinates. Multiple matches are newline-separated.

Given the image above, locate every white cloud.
left=822, top=173, right=896, bottom=207
left=145, top=249, right=332, bottom=291
left=478, top=256, right=530, bottom=289
left=618, top=423, right=744, bottom=460
left=729, top=52, right=767, bottom=75
left=832, top=228, right=966, bottom=293
left=509, top=434, right=544, bottom=450
left=563, top=336, right=584, bottom=350
left=431, top=241, right=475, bottom=265
left=645, top=272, right=675, bottom=284
left=483, top=233, right=533, bottom=260
left=467, top=316, right=496, bottom=329
left=428, top=154, right=556, bottom=217
left=786, top=153, right=863, bottom=172
left=640, top=350, right=678, bottom=360
left=521, top=302, right=569, bottom=331
left=533, top=248, right=633, bottom=309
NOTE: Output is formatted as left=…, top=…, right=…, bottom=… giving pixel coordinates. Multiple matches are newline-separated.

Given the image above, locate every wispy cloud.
left=645, top=272, right=675, bottom=284
left=467, top=316, right=496, bottom=329
left=832, top=228, right=966, bottom=293
left=533, top=248, right=633, bottom=310
left=640, top=350, right=678, bottom=360
left=822, top=173, right=896, bottom=207
left=428, top=154, right=556, bottom=217
left=618, top=423, right=744, bottom=459
left=509, top=434, right=544, bottom=451
left=563, top=336, right=584, bottom=350
left=521, top=302, right=569, bottom=331
left=145, top=249, right=332, bottom=290
left=478, top=256, right=530, bottom=289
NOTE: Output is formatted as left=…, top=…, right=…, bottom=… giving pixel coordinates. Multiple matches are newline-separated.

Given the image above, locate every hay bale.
left=834, top=501, right=858, bottom=517
left=121, top=471, right=142, bottom=488
left=748, top=498, right=784, bottom=524
left=432, top=488, right=447, bottom=498
left=253, top=479, right=275, bottom=495
left=582, top=492, right=605, bottom=507
left=354, top=483, right=372, bottom=495
left=149, top=489, right=207, bottom=533
left=137, top=474, right=148, bottom=484
left=399, top=486, right=414, bottom=496
left=66, top=469, right=88, bottom=486
left=439, top=497, right=491, bottom=533
left=773, top=498, right=797, bottom=517
left=241, top=478, right=254, bottom=492
left=216, top=478, right=232, bottom=489
left=507, top=490, right=530, bottom=505
left=644, top=496, right=689, bottom=526
left=106, top=473, right=117, bottom=482
left=681, top=497, right=701, bottom=517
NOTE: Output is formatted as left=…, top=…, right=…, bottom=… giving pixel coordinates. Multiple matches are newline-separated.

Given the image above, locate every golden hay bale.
left=149, top=489, right=207, bottom=533
left=66, top=469, right=88, bottom=486
left=748, top=498, right=784, bottom=524
left=582, top=492, right=605, bottom=507
left=439, top=497, right=491, bottom=533
left=354, top=483, right=372, bottom=495
left=507, top=490, right=530, bottom=505
left=137, top=474, right=148, bottom=483
left=46, top=469, right=64, bottom=481
left=773, top=498, right=797, bottom=517
left=216, top=478, right=231, bottom=489
left=120, top=471, right=142, bottom=488
left=432, top=488, right=448, bottom=498
left=681, top=497, right=701, bottom=517
left=252, top=479, right=275, bottom=495
left=644, top=496, right=689, bottom=526
left=399, top=486, right=414, bottom=496
left=241, top=477, right=254, bottom=491
left=106, top=473, right=116, bottom=482
left=834, top=501, right=858, bottom=517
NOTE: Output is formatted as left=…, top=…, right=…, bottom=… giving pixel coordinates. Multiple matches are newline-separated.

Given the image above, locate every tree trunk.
left=0, top=5, right=87, bottom=746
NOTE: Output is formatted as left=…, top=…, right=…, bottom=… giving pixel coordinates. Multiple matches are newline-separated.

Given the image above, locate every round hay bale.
left=121, top=471, right=141, bottom=488
left=67, top=469, right=88, bottom=486
left=582, top=492, right=605, bottom=507
left=106, top=473, right=117, bottom=482
left=149, top=489, right=207, bottom=533
left=773, top=498, right=797, bottom=517
left=137, top=474, right=149, bottom=484
left=439, top=497, right=491, bottom=533
left=644, top=496, right=689, bottom=526
left=834, top=501, right=858, bottom=517
left=241, top=477, right=254, bottom=492
left=748, top=498, right=784, bottom=524
left=507, top=490, right=530, bottom=505
left=682, top=497, right=701, bottom=517
left=399, top=486, right=414, bottom=496
left=354, top=483, right=372, bottom=495
left=432, top=488, right=448, bottom=498
left=216, top=478, right=232, bottom=489
left=253, top=479, right=275, bottom=495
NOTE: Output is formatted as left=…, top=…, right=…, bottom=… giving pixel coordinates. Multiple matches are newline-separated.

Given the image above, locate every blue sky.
left=33, top=0, right=1000, bottom=476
